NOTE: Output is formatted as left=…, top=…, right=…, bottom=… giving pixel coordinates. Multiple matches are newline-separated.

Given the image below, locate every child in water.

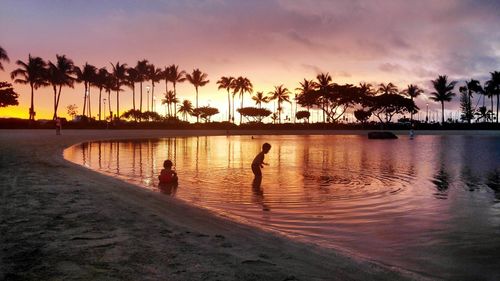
left=159, top=160, right=178, bottom=184
left=251, top=143, right=271, bottom=177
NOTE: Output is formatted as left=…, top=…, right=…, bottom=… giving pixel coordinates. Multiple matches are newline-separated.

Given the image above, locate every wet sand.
left=0, top=129, right=449, bottom=280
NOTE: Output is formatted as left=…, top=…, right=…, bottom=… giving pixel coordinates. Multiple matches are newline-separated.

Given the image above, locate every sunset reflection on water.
left=65, top=135, right=500, bottom=280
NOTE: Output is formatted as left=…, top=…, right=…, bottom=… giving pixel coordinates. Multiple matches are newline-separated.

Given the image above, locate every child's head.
left=262, top=143, right=271, bottom=153
left=163, top=160, right=173, bottom=169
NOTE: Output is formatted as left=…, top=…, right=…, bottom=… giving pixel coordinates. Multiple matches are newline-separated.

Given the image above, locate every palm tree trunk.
left=497, top=94, right=499, bottom=123
left=29, top=83, right=35, bottom=121
left=139, top=81, right=143, bottom=113
left=55, top=85, right=63, bottom=119
left=98, top=88, right=102, bottom=121
left=151, top=82, right=155, bottom=112
left=132, top=85, right=136, bottom=112
left=52, top=85, right=57, bottom=120
left=173, top=82, right=178, bottom=119
left=88, top=87, right=92, bottom=118
left=82, top=83, right=87, bottom=118
left=107, top=90, right=112, bottom=118
left=441, top=101, right=445, bottom=124
left=227, top=89, right=231, bottom=122
left=116, top=89, right=120, bottom=119
left=491, top=96, right=494, bottom=123
left=278, top=100, right=282, bottom=124
left=239, top=91, right=244, bottom=124
left=196, top=87, right=199, bottom=123
left=232, top=93, right=236, bottom=123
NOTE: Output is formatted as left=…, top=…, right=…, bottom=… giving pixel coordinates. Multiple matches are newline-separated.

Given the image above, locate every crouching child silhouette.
left=251, top=143, right=271, bottom=178
left=159, top=160, right=178, bottom=185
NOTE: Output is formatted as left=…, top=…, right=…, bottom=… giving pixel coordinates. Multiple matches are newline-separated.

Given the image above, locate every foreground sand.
left=0, top=129, right=457, bottom=280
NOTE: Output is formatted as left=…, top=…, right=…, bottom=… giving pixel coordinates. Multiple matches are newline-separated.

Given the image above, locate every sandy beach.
left=0, top=129, right=470, bottom=280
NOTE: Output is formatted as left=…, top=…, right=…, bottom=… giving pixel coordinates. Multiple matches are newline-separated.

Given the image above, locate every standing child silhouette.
left=251, top=143, right=271, bottom=178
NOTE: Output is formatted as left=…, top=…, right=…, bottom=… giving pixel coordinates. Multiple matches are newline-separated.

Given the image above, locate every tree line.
left=1, top=46, right=499, bottom=124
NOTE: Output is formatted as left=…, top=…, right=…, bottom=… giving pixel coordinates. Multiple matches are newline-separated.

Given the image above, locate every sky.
left=1, top=0, right=499, bottom=121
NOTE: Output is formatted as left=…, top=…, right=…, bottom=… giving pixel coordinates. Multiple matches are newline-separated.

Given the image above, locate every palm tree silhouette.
left=315, top=73, right=333, bottom=122
left=232, top=76, right=253, bottom=124
left=126, top=67, right=139, bottom=116
left=178, top=99, right=193, bottom=121
left=148, top=64, right=162, bottom=112
left=378, top=82, right=399, bottom=95
left=75, top=63, right=97, bottom=118
left=185, top=68, right=209, bottom=123
left=104, top=72, right=116, bottom=119
left=269, top=85, right=292, bottom=123
left=403, top=84, right=423, bottom=123
left=135, top=59, right=149, bottom=113
left=296, top=79, right=315, bottom=112
left=217, top=76, right=235, bottom=122
left=168, top=65, right=186, bottom=119
left=486, top=71, right=500, bottom=123
left=46, top=55, right=76, bottom=119
left=111, top=62, right=127, bottom=118
left=462, top=79, right=483, bottom=124
left=430, top=75, right=457, bottom=124
left=94, top=67, right=110, bottom=121
left=252, top=91, right=268, bottom=109
left=10, top=54, right=48, bottom=121
left=0, top=46, right=9, bottom=71
left=162, top=90, right=178, bottom=117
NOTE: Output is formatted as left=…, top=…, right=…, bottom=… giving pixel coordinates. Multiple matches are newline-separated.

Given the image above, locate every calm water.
left=64, top=135, right=500, bottom=280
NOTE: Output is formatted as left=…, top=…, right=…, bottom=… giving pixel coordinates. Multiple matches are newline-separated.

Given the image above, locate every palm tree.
left=232, top=76, right=253, bottom=124
left=104, top=73, right=116, bottom=119
left=486, top=71, right=500, bottom=123
left=403, top=84, right=423, bottom=123
left=0, top=46, right=9, bottom=71
left=162, top=66, right=172, bottom=103
left=178, top=99, right=193, bottom=121
left=74, top=63, right=97, bottom=118
left=111, top=62, right=128, bottom=118
left=162, top=90, right=178, bottom=117
left=168, top=65, right=186, bottom=119
left=315, top=73, right=333, bottom=122
left=462, top=79, right=483, bottom=124
left=217, top=76, right=235, bottom=122
left=135, top=59, right=149, bottom=113
left=296, top=78, right=316, bottom=112
left=148, top=64, right=163, bottom=112
left=252, top=91, right=268, bottom=108
left=185, top=68, right=209, bottom=122
left=48, top=55, right=75, bottom=119
left=94, top=67, right=110, bottom=121
left=269, top=85, right=292, bottom=123
left=126, top=67, right=140, bottom=113
left=430, top=75, right=457, bottom=124
left=378, top=82, right=399, bottom=95
left=10, top=54, right=48, bottom=121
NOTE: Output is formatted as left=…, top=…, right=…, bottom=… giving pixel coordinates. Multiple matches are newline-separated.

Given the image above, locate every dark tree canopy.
left=354, top=109, right=371, bottom=123
left=295, top=110, right=310, bottom=122
left=237, top=107, right=272, bottom=123
left=366, top=93, right=418, bottom=123
left=0, top=81, right=19, bottom=108
left=191, top=106, right=219, bottom=123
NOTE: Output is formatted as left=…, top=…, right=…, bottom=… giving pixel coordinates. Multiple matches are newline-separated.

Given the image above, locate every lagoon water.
left=64, top=134, right=500, bottom=280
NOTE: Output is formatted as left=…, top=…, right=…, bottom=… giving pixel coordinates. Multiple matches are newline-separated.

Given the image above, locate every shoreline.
left=1, top=130, right=446, bottom=280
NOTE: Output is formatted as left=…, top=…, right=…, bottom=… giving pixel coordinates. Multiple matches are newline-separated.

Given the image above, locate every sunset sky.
left=1, top=0, right=499, bottom=121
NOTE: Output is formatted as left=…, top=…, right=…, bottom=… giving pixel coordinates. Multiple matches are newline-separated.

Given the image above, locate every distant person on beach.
left=158, top=160, right=178, bottom=184
left=55, top=117, right=62, bottom=135
left=251, top=143, right=271, bottom=178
